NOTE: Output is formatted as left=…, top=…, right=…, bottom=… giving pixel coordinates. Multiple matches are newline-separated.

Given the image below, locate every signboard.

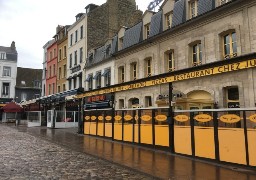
left=76, top=59, right=256, bottom=98
left=219, top=114, right=241, bottom=123
left=124, top=115, right=133, bottom=121
left=174, top=115, right=189, bottom=122
left=249, top=114, right=256, bottom=123
left=155, top=115, right=167, bottom=121
left=194, top=114, right=213, bottom=123
left=141, top=115, right=152, bottom=121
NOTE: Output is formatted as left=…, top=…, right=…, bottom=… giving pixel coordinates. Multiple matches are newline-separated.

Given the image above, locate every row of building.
left=40, top=0, right=256, bottom=111
left=0, top=42, right=42, bottom=110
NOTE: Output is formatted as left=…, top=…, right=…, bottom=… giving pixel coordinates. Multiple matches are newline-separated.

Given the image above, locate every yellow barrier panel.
left=90, top=122, right=97, bottom=135
left=155, top=125, right=169, bottom=147
left=174, top=126, right=192, bottom=155
left=141, top=124, right=153, bottom=145
left=97, top=123, right=104, bottom=136
left=218, top=128, right=246, bottom=165
left=134, top=124, right=139, bottom=143
left=84, top=122, right=90, bottom=134
left=114, top=123, right=122, bottom=140
left=248, top=129, right=256, bottom=166
left=194, top=127, right=215, bottom=159
left=105, top=123, right=112, bottom=138
left=123, top=124, right=133, bottom=142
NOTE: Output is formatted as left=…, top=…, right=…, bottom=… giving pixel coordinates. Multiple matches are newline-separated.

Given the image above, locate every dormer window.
left=88, top=53, right=94, bottom=62
left=144, top=23, right=150, bottom=39
left=189, top=0, right=198, bottom=18
left=105, top=44, right=111, bottom=57
left=165, top=12, right=173, bottom=30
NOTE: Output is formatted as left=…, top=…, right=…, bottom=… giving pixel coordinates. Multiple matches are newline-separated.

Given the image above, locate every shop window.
left=165, top=50, right=175, bottom=72
left=189, top=0, right=198, bottom=18
left=119, top=66, right=125, bottom=83
left=130, top=62, right=137, bottom=80
left=144, top=23, right=150, bottom=39
left=165, top=12, right=173, bottom=30
left=191, top=42, right=202, bottom=66
left=223, top=32, right=237, bottom=59
left=145, top=57, right=152, bottom=77
left=145, top=96, right=152, bottom=107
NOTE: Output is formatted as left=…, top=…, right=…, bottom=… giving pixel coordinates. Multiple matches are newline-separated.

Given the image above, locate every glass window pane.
left=232, top=42, right=237, bottom=53
left=232, top=32, right=236, bottom=42
left=228, top=87, right=239, bottom=100
left=224, top=44, right=230, bottom=55
left=224, top=35, right=230, bottom=45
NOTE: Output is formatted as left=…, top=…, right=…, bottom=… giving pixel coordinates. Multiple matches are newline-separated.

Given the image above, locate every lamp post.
left=168, top=82, right=174, bottom=153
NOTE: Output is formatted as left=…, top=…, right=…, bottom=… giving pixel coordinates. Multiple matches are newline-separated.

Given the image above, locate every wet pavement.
left=6, top=124, right=256, bottom=179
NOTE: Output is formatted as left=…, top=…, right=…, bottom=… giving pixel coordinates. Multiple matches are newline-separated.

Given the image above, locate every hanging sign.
left=174, top=115, right=189, bottom=122
left=98, top=116, right=104, bottom=121
left=141, top=115, right=152, bottom=121
left=91, top=116, right=97, bottom=121
left=219, top=114, right=241, bottom=123
left=124, top=115, right=133, bottom=121
left=105, top=116, right=112, bottom=121
left=155, top=115, right=167, bottom=121
left=249, top=114, right=256, bottom=123
left=194, top=114, right=213, bottom=123
left=114, top=115, right=122, bottom=121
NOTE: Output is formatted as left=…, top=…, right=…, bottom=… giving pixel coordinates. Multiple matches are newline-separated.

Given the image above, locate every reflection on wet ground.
left=16, top=126, right=256, bottom=179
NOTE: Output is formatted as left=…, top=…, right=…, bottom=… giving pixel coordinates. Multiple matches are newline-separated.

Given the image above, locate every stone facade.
left=87, top=0, right=142, bottom=50
left=112, top=0, right=256, bottom=109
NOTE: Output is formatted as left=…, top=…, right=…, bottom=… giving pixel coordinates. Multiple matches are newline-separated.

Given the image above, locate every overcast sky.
left=0, top=0, right=154, bottom=69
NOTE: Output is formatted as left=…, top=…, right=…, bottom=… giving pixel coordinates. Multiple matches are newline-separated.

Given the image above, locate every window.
left=145, top=96, right=152, bottom=107
left=103, top=68, right=111, bottom=87
left=49, top=66, right=52, bottom=78
left=144, top=24, right=150, bottom=39
left=225, top=86, right=240, bottom=108
left=49, top=84, right=51, bottom=95
left=190, top=0, right=198, bottom=18
left=192, top=43, right=202, bottom=66
left=59, top=67, right=62, bottom=79
left=105, top=44, right=111, bottom=57
left=95, top=72, right=101, bottom=89
left=54, top=49, right=56, bottom=58
left=0, top=53, right=5, bottom=59
left=74, top=51, right=77, bottom=65
left=34, top=80, right=40, bottom=88
left=69, top=80, right=72, bottom=90
left=220, top=0, right=231, bottom=5
left=119, top=66, right=125, bottom=83
left=119, top=37, right=124, bottom=50
left=58, top=86, right=60, bottom=93
left=80, top=48, right=83, bottom=63
left=69, top=54, right=72, bottom=68
left=145, top=58, right=152, bottom=77
left=165, top=12, right=172, bottom=29
left=75, top=30, right=78, bottom=42
left=43, top=84, right=45, bottom=96
left=63, top=65, right=66, bottom=77
left=223, top=32, right=237, bottom=59
left=50, top=52, right=52, bottom=60
left=87, top=74, right=93, bottom=90
left=64, top=46, right=67, bottom=58
left=73, top=77, right=76, bottom=89
left=2, top=82, right=10, bottom=97
left=80, top=26, right=83, bottom=39
left=166, top=51, right=175, bottom=72
left=21, top=92, right=27, bottom=101
left=3, top=66, right=11, bottom=77
left=131, top=63, right=137, bottom=80
left=119, top=99, right=124, bottom=109
left=79, top=76, right=82, bottom=88
left=59, top=48, right=62, bottom=61
left=63, top=84, right=66, bottom=92
left=70, top=34, right=73, bottom=46
left=52, top=83, right=55, bottom=94
left=53, top=64, right=56, bottom=76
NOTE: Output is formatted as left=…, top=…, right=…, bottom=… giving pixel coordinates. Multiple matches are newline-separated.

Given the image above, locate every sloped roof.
left=16, top=67, right=43, bottom=88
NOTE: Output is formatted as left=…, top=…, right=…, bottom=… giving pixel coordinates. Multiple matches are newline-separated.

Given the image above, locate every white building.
left=0, top=41, right=18, bottom=101
left=67, top=13, right=87, bottom=91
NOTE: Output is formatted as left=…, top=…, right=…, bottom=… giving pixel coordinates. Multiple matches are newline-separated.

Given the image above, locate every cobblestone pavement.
left=0, top=125, right=154, bottom=180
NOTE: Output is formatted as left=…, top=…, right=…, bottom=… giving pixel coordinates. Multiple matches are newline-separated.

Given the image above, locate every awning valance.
left=102, top=69, right=110, bottom=77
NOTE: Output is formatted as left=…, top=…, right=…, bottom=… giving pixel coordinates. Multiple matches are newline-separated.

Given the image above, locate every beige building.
left=110, top=0, right=256, bottom=109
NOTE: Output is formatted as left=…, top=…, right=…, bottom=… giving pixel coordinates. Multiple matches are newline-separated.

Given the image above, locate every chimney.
left=11, top=41, right=16, bottom=50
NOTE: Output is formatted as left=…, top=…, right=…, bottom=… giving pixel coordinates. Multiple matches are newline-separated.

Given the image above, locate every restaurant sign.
left=77, top=59, right=256, bottom=98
